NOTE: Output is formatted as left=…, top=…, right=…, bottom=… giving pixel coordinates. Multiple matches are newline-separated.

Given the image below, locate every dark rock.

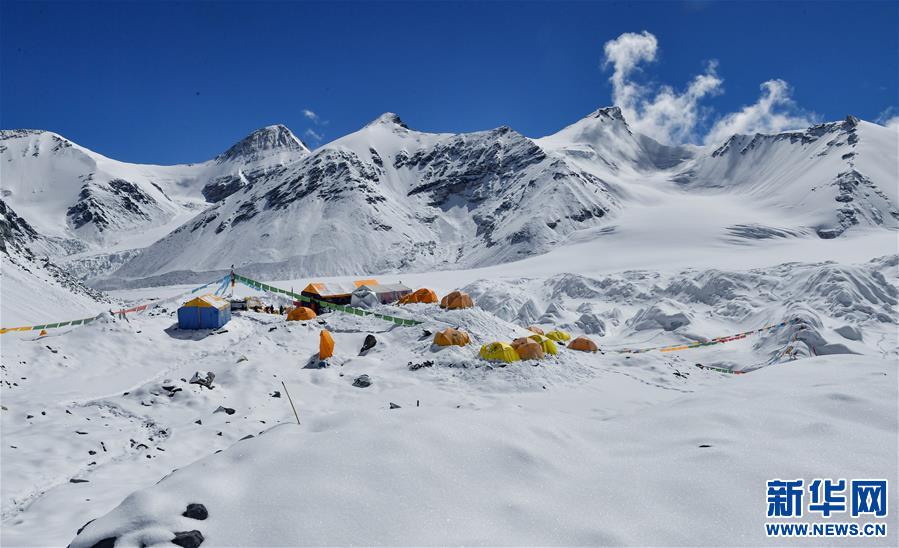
left=408, top=360, right=434, bottom=371
left=189, top=371, right=215, bottom=389
left=172, top=530, right=204, bottom=548
left=182, top=503, right=208, bottom=520
left=699, top=444, right=712, bottom=448
left=352, top=374, right=372, bottom=388
left=389, top=402, right=401, bottom=409
left=270, top=391, right=281, bottom=398
left=87, top=537, right=116, bottom=548
left=69, top=478, right=89, bottom=483
left=359, top=334, right=377, bottom=355
left=213, top=406, right=235, bottom=415
left=240, top=434, right=254, bottom=441
left=76, top=518, right=95, bottom=535
left=194, top=419, right=202, bottom=425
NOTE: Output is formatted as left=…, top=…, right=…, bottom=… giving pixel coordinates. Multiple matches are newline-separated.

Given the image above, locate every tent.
left=399, top=288, right=438, bottom=305
left=353, top=283, right=412, bottom=307
left=434, top=328, right=470, bottom=347
left=350, top=286, right=379, bottom=309
left=178, top=294, right=231, bottom=330
left=320, top=330, right=335, bottom=359
left=301, top=279, right=379, bottom=313
left=440, top=291, right=474, bottom=310
left=511, top=337, right=544, bottom=360
left=568, top=336, right=598, bottom=352
left=528, top=333, right=559, bottom=355
left=546, top=330, right=571, bottom=342
left=479, top=342, right=519, bottom=363
left=526, top=326, right=545, bottom=335
left=287, top=307, right=317, bottom=321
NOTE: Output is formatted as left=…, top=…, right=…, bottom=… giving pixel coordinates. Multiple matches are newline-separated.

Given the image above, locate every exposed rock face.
left=216, top=124, right=309, bottom=164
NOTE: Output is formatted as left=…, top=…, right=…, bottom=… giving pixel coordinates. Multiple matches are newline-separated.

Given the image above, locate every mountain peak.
left=366, top=112, right=409, bottom=129
left=587, top=106, right=627, bottom=123
left=216, top=124, right=309, bottom=163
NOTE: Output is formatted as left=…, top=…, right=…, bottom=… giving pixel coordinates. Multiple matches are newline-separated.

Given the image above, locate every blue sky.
left=1, top=1, right=896, bottom=164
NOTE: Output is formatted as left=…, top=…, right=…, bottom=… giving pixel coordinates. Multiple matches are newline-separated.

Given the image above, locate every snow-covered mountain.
left=0, top=199, right=109, bottom=327
left=675, top=116, right=899, bottom=239
left=0, top=125, right=309, bottom=279
left=2, top=108, right=896, bottom=290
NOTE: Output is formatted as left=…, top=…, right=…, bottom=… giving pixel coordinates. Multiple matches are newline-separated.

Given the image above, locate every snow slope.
left=1, top=253, right=894, bottom=545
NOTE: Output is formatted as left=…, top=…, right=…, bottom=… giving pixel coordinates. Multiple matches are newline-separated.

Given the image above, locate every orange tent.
left=287, top=306, right=317, bottom=321
left=526, top=326, right=544, bottom=335
left=399, top=288, right=439, bottom=305
left=320, top=329, right=335, bottom=359
left=440, top=290, right=474, bottom=310
left=434, top=327, right=470, bottom=347
left=511, top=337, right=544, bottom=360
left=568, top=336, right=598, bottom=352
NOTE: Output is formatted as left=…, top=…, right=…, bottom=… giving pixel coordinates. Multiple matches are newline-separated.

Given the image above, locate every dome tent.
left=287, top=307, right=317, bottom=321
left=568, top=336, right=599, bottom=352
left=527, top=333, right=559, bottom=355
left=479, top=342, right=519, bottom=363
left=440, top=291, right=474, bottom=310
left=546, top=329, right=571, bottom=342
left=511, top=337, right=544, bottom=360
left=399, top=288, right=439, bottom=305
left=434, top=328, right=470, bottom=347
left=350, top=286, right=379, bottom=309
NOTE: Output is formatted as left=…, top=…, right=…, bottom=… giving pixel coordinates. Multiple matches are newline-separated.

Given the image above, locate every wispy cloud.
left=302, top=107, right=329, bottom=145
left=304, top=128, right=324, bottom=144
left=876, top=107, right=899, bottom=131
left=704, top=80, right=817, bottom=145
left=601, top=31, right=816, bottom=146
left=302, top=109, right=320, bottom=122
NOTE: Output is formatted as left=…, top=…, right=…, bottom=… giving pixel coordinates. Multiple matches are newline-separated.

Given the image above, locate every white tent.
left=351, top=286, right=380, bottom=309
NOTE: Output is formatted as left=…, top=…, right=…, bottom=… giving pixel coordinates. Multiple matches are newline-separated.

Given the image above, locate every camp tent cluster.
left=478, top=329, right=596, bottom=363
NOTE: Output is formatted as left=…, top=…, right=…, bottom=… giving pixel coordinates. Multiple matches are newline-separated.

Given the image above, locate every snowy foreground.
left=2, top=253, right=897, bottom=546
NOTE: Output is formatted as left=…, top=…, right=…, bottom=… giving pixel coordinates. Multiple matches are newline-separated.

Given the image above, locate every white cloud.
left=602, top=31, right=722, bottom=144
left=876, top=107, right=899, bottom=131
left=304, top=128, right=323, bottom=143
left=704, top=80, right=817, bottom=145
left=601, top=31, right=815, bottom=146
left=302, top=109, right=319, bottom=122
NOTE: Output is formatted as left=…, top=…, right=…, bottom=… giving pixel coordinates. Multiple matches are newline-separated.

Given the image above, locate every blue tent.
left=177, top=294, right=231, bottom=330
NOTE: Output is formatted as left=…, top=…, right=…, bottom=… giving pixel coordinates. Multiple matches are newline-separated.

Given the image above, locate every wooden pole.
left=281, top=381, right=301, bottom=425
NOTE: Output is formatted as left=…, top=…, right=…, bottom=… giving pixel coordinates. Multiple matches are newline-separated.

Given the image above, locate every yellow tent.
left=399, top=288, right=439, bottom=305
left=479, top=342, right=519, bottom=363
left=528, top=333, right=559, bottom=355
left=320, top=330, right=335, bottom=359
left=568, top=336, right=598, bottom=352
left=546, top=330, right=571, bottom=342
left=287, top=307, right=317, bottom=321
left=511, top=337, right=544, bottom=360
left=440, top=291, right=474, bottom=310
left=434, top=328, right=470, bottom=347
